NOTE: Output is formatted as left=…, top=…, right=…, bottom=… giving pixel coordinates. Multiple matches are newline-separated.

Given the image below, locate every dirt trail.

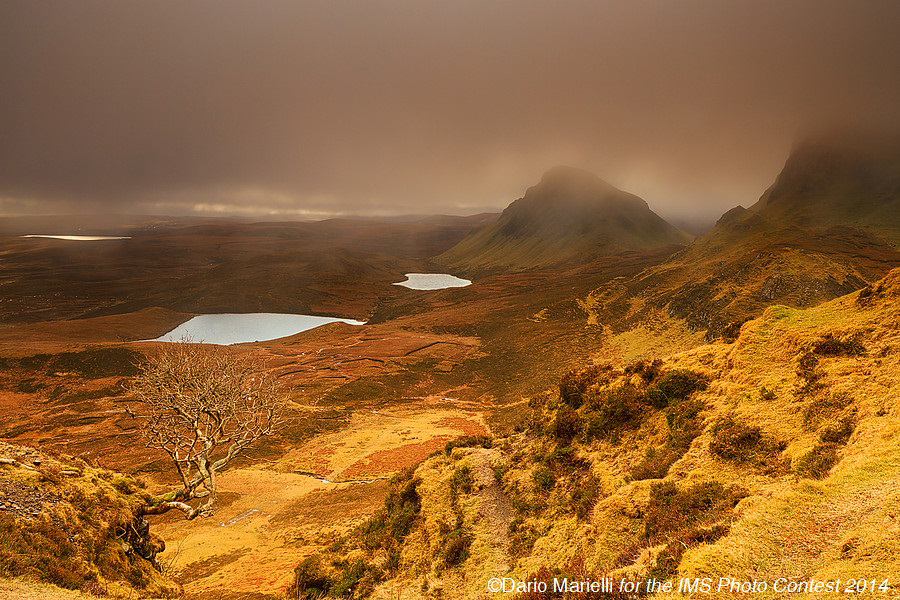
left=472, top=448, right=513, bottom=573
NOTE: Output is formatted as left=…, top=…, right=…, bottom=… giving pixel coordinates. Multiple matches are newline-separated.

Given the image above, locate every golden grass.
left=353, top=268, right=900, bottom=598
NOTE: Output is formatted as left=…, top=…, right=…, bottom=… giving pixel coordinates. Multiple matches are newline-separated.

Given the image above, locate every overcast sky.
left=2, top=0, right=899, bottom=223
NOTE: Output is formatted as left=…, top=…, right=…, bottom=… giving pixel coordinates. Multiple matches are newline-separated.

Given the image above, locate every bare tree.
left=128, top=340, right=286, bottom=519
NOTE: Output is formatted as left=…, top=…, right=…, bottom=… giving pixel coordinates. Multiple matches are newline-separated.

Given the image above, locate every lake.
left=21, top=235, right=131, bottom=241
left=152, top=313, right=366, bottom=345
left=393, top=273, right=471, bottom=290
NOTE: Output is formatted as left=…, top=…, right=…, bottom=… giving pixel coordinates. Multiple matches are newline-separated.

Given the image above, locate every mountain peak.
left=530, top=166, right=623, bottom=206
left=539, top=165, right=611, bottom=186
left=438, top=167, right=691, bottom=271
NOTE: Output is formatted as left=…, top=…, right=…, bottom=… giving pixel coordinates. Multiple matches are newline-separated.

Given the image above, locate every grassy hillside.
left=580, top=135, right=900, bottom=342
left=581, top=206, right=900, bottom=342
left=438, top=167, right=692, bottom=273
left=0, top=441, right=179, bottom=598
left=293, top=267, right=900, bottom=598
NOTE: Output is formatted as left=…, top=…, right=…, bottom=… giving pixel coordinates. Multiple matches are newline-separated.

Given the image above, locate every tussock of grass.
left=709, top=416, right=789, bottom=474
left=812, top=333, right=866, bottom=357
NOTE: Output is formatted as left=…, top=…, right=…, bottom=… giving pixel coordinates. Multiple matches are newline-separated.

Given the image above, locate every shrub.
left=508, top=518, right=539, bottom=556
left=665, top=398, right=705, bottom=449
left=532, top=467, right=555, bottom=491
left=796, top=351, right=821, bottom=388
left=361, top=472, right=421, bottom=555
left=648, top=524, right=730, bottom=579
left=558, top=365, right=613, bottom=408
left=812, top=334, right=865, bottom=357
left=795, top=413, right=855, bottom=479
left=570, top=474, right=602, bottom=520
left=550, top=404, right=582, bottom=441
left=709, top=417, right=787, bottom=474
left=290, top=469, right=422, bottom=596
left=582, top=384, right=645, bottom=441
left=492, top=463, right=509, bottom=484
left=632, top=398, right=705, bottom=481
left=643, top=481, right=744, bottom=541
left=645, top=370, right=708, bottom=409
left=443, top=435, right=493, bottom=455
left=289, top=557, right=332, bottom=599
left=441, top=528, right=472, bottom=568
left=802, top=392, right=852, bottom=429
left=624, top=359, right=663, bottom=383
left=819, top=415, right=856, bottom=445
left=630, top=447, right=681, bottom=481
left=543, top=445, right=590, bottom=470
left=329, top=559, right=371, bottom=598
left=451, top=466, right=474, bottom=494
left=720, top=320, right=746, bottom=343
left=709, top=418, right=761, bottom=461
left=0, top=513, right=88, bottom=589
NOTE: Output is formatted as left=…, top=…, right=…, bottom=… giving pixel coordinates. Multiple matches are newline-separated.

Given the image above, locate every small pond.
left=21, top=235, right=131, bottom=241
left=392, top=273, right=471, bottom=290
left=152, top=313, right=365, bottom=345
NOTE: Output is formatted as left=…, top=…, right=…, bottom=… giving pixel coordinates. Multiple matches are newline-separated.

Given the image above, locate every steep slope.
left=582, top=135, right=900, bottom=341
left=752, top=133, right=900, bottom=243
left=0, top=442, right=178, bottom=598
left=438, top=166, right=692, bottom=272
left=295, top=268, right=900, bottom=598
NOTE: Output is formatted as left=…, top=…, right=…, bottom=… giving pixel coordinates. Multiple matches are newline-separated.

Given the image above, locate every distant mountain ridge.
left=437, top=166, right=692, bottom=271
left=581, top=132, right=900, bottom=340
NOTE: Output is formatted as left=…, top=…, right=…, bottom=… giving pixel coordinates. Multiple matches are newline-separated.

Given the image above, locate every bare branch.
left=129, top=340, right=287, bottom=519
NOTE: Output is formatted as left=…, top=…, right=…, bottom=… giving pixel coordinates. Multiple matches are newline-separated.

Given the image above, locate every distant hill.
left=581, top=133, right=900, bottom=340
left=437, top=166, right=692, bottom=272
left=752, top=133, right=900, bottom=244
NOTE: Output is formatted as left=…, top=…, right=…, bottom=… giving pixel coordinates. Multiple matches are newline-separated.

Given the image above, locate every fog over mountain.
left=1, top=1, right=899, bottom=222
left=439, top=166, right=692, bottom=271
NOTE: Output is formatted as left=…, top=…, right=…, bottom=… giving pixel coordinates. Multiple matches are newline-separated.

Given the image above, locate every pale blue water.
left=393, top=273, right=471, bottom=290
left=152, top=313, right=365, bottom=345
left=21, top=234, right=131, bottom=240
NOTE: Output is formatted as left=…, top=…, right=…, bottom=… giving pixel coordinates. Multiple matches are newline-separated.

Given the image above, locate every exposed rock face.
left=438, top=166, right=692, bottom=271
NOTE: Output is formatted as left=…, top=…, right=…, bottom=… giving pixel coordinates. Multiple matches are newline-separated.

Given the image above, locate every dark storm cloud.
left=2, top=0, right=899, bottom=220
